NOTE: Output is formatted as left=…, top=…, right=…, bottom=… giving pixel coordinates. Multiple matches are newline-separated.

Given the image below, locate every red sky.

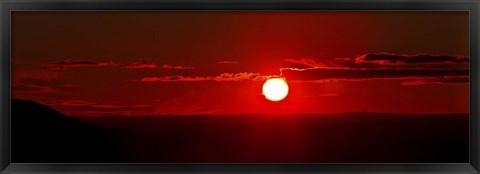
left=12, top=11, right=469, bottom=116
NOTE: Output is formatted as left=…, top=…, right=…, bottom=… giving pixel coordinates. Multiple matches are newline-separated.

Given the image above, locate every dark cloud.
left=123, top=62, right=158, bottom=69
left=284, top=58, right=333, bottom=69
left=139, top=53, right=469, bottom=85
left=142, top=76, right=207, bottom=82
left=355, top=53, right=468, bottom=65
left=283, top=53, right=468, bottom=71
left=161, top=64, right=194, bottom=70
left=281, top=68, right=468, bottom=82
left=141, top=73, right=267, bottom=82
left=41, top=60, right=117, bottom=70
left=402, top=76, right=468, bottom=86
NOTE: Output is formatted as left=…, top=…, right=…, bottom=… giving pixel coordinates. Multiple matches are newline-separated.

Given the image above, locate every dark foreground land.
left=12, top=99, right=469, bottom=163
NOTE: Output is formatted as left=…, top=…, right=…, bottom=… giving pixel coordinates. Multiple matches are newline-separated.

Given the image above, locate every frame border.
left=1, top=0, right=479, bottom=173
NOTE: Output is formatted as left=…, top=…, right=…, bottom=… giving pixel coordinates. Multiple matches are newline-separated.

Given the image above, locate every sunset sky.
left=12, top=11, right=469, bottom=116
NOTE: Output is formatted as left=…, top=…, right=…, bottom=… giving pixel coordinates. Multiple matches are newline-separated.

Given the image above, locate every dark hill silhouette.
left=11, top=99, right=469, bottom=163
left=11, top=99, right=122, bottom=163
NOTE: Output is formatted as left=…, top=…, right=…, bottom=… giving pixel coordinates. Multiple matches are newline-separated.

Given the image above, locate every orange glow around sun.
left=262, top=78, right=289, bottom=102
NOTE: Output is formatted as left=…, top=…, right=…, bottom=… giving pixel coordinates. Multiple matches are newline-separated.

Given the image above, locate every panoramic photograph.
left=11, top=11, right=469, bottom=163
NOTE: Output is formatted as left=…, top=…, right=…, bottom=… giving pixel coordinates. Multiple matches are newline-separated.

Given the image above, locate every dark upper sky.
left=12, top=11, right=469, bottom=116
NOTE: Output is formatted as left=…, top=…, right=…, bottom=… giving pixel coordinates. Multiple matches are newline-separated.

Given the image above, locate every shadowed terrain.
left=12, top=99, right=123, bottom=163
left=12, top=99, right=469, bottom=163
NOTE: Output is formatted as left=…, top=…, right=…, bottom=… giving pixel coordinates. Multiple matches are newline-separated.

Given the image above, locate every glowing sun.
left=262, top=78, right=289, bottom=102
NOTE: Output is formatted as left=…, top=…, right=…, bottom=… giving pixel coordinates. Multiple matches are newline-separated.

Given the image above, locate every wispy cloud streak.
left=41, top=60, right=117, bottom=70
left=141, top=73, right=268, bottom=82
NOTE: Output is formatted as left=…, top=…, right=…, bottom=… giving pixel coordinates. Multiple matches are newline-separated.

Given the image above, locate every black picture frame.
left=1, top=0, right=479, bottom=173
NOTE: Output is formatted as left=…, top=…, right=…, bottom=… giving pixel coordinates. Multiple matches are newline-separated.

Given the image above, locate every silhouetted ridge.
left=11, top=99, right=122, bottom=163
left=11, top=99, right=469, bottom=163
left=13, top=99, right=84, bottom=129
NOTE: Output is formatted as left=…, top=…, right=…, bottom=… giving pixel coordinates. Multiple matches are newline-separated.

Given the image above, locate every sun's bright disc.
left=262, top=78, right=289, bottom=102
